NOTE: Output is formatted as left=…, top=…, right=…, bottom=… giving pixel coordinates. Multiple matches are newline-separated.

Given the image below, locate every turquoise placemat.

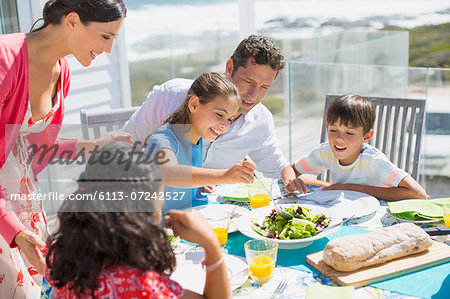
left=227, top=226, right=449, bottom=299
left=370, top=260, right=450, bottom=299
left=227, top=226, right=367, bottom=272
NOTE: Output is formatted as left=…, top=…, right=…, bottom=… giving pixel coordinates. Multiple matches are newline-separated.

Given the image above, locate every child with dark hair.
left=146, top=72, right=256, bottom=212
left=46, top=143, right=230, bottom=298
left=282, top=94, right=427, bottom=201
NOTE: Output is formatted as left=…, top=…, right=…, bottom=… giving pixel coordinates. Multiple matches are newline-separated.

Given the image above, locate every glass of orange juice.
left=443, top=204, right=450, bottom=227
left=206, top=211, right=230, bottom=247
left=244, top=239, right=278, bottom=284
left=248, top=179, right=272, bottom=209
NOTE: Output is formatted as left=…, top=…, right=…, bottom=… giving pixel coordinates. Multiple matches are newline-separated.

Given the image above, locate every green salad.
left=251, top=206, right=331, bottom=240
left=165, top=230, right=180, bottom=246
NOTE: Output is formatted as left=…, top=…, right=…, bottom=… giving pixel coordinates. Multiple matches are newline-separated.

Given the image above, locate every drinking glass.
left=206, top=211, right=230, bottom=247
left=244, top=239, right=278, bottom=284
left=248, top=179, right=272, bottom=209
left=444, top=204, right=450, bottom=227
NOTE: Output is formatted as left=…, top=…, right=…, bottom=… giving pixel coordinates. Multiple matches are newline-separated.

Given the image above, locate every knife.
left=423, top=227, right=450, bottom=236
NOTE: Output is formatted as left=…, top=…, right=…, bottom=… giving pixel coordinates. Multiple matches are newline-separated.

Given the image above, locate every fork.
left=230, top=206, right=239, bottom=220
left=270, top=278, right=288, bottom=298
left=320, top=214, right=356, bottom=232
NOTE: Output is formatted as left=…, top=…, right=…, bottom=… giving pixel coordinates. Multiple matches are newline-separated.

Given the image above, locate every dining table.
left=171, top=183, right=450, bottom=299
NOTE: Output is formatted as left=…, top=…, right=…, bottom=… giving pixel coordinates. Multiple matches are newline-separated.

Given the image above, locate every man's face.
left=226, top=58, right=278, bottom=115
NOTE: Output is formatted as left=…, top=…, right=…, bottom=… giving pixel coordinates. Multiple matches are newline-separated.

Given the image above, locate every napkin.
left=305, top=283, right=354, bottom=299
left=388, top=198, right=450, bottom=220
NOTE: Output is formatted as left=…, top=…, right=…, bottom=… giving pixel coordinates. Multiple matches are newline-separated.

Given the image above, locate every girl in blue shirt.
left=146, top=72, right=256, bottom=211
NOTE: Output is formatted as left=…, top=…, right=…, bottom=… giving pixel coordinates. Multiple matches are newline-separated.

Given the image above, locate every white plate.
left=386, top=209, right=443, bottom=224
left=215, top=180, right=282, bottom=201
left=170, top=251, right=249, bottom=292
left=237, top=204, right=342, bottom=249
left=302, top=190, right=380, bottom=219
left=191, top=204, right=250, bottom=233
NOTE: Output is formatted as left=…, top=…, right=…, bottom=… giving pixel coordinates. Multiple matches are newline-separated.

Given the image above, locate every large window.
left=0, top=0, right=19, bottom=34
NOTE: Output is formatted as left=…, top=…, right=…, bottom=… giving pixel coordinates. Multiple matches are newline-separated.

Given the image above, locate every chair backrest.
left=320, top=94, right=426, bottom=181
left=80, top=107, right=138, bottom=139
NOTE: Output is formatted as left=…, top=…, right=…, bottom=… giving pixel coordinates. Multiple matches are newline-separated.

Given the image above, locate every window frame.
left=0, top=0, right=20, bottom=34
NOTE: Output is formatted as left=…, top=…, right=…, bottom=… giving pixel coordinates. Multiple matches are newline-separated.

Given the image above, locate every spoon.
left=230, top=206, right=240, bottom=220
left=244, top=155, right=293, bottom=220
left=253, top=172, right=293, bottom=220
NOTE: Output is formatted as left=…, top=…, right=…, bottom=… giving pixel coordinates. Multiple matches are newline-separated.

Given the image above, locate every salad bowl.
left=237, top=204, right=342, bottom=249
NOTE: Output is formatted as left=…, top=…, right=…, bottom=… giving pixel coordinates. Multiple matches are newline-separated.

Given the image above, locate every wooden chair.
left=320, top=94, right=426, bottom=181
left=80, top=107, right=138, bottom=139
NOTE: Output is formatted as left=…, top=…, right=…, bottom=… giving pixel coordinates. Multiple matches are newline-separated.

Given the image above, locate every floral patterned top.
left=0, top=85, right=63, bottom=298
left=49, top=265, right=184, bottom=299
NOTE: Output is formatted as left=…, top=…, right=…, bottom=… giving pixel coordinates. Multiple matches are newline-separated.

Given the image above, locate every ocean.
left=123, top=0, right=450, bottom=61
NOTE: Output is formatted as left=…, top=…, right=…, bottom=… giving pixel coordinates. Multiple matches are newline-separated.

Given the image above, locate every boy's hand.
left=284, top=178, right=307, bottom=194
left=322, top=183, right=342, bottom=190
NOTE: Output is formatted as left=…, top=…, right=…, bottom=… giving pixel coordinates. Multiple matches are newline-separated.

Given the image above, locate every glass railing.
left=288, top=35, right=450, bottom=197
left=37, top=27, right=447, bottom=215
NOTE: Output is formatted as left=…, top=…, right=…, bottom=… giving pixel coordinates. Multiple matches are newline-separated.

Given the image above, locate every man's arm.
left=247, top=108, right=289, bottom=179
left=124, top=79, right=192, bottom=142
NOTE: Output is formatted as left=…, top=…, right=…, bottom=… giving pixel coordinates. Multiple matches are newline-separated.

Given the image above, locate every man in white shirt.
left=125, top=35, right=290, bottom=180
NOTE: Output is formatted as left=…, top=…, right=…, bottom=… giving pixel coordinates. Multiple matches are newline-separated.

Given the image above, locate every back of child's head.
left=47, top=142, right=175, bottom=296
left=165, top=72, right=240, bottom=124
left=326, top=94, right=375, bottom=134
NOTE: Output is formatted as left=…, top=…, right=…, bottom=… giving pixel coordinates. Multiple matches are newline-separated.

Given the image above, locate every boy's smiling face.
left=327, top=118, right=373, bottom=166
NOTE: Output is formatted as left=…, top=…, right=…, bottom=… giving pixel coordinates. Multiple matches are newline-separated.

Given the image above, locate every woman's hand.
left=222, top=160, right=256, bottom=184
left=94, top=131, right=133, bottom=150
left=76, top=131, right=133, bottom=155
left=13, top=230, right=46, bottom=275
left=164, top=210, right=219, bottom=249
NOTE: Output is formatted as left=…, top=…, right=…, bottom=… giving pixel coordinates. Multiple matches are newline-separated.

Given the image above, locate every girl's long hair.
left=46, top=143, right=175, bottom=297
left=31, top=0, right=126, bottom=32
left=164, top=72, right=240, bottom=125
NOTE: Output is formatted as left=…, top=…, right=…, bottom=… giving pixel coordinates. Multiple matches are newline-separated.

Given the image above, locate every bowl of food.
left=237, top=204, right=342, bottom=249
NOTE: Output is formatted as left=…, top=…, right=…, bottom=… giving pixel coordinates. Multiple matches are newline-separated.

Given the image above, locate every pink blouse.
left=0, top=33, right=77, bottom=247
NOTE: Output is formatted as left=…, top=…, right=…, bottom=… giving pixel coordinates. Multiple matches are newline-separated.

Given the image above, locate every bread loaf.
left=323, top=223, right=433, bottom=272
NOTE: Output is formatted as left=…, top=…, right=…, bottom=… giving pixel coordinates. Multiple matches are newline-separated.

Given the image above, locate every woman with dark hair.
left=0, top=1, right=130, bottom=297
left=46, top=143, right=230, bottom=298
